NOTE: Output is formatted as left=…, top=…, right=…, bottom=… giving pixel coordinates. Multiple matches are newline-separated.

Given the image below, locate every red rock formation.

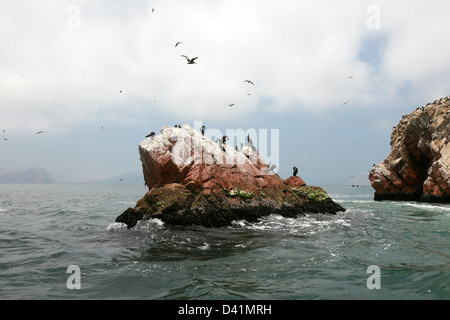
left=116, top=124, right=345, bottom=228
left=284, top=176, right=307, bottom=188
left=369, top=96, right=450, bottom=202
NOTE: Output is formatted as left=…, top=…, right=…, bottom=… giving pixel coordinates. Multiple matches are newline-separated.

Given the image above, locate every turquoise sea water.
left=0, top=184, right=449, bottom=300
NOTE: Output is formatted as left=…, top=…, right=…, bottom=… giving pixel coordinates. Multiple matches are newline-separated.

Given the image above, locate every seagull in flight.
left=181, top=55, right=198, bottom=64
left=349, top=76, right=353, bottom=79
left=244, top=80, right=254, bottom=86
left=36, top=131, right=47, bottom=134
left=228, top=103, right=234, bottom=107
left=175, top=42, right=183, bottom=47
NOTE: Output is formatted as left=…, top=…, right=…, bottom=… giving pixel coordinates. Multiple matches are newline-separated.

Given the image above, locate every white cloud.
left=1, top=0, right=450, bottom=133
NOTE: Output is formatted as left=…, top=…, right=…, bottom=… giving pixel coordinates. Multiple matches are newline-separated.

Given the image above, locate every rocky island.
left=369, top=96, right=450, bottom=202
left=115, top=124, right=345, bottom=228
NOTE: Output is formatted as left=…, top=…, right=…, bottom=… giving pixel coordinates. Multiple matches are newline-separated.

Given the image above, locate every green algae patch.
left=223, top=188, right=256, bottom=200
left=292, top=186, right=330, bottom=201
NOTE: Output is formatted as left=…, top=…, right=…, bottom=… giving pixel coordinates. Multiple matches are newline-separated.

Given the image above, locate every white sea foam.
left=404, top=203, right=450, bottom=212
left=133, top=218, right=165, bottom=231
left=231, top=213, right=352, bottom=234
left=106, top=222, right=128, bottom=231
left=198, top=243, right=210, bottom=250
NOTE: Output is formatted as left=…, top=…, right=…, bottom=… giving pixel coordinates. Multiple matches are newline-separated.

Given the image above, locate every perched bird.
left=269, top=164, right=277, bottom=172
left=174, top=124, right=181, bottom=128
left=201, top=125, right=205, bottom=135
left=146, top=132, right=155, bottom=138
left=247, top=134, right=257, bottom=152
left=181, top=55, right=198, bottom=64
left=244, top=80, right=254, bottom=86
left=36, top=131, right=47, bottom=134
left=293, top=166, right=298, bottom=177
left=175, top=42, right=183, bottom=47
left=211, top=154, right=219, bottom=164
left=222, top=136, right=229, bottom=144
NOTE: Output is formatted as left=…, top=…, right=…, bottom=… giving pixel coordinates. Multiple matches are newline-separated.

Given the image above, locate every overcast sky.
left=1, top=0, right=450, bottom=185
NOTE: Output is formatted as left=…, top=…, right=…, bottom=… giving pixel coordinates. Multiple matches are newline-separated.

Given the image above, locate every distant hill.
left=0, top=167, right=56, bottom=184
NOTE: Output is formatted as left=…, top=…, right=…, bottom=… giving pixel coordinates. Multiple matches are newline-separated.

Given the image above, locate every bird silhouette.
left=175, top=42, right=183, bottom=47
left=228, top=103, right=234, bottom=107
left=146, top=132, right=155, bottom=138
left=201, top=125, right=205, bottom=135
left=247, top=134, right=257, bottom=152
left=36, top=131, right=47, bottom=134
left=181, top=55, right=198, bottom=64
left=244, top=80, right=254, bottom=85
left=293, top=166, right=298, bottom=177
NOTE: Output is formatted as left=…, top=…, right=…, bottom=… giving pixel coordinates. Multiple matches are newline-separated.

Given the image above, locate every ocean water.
left=0, top=184, right=449, bottom=300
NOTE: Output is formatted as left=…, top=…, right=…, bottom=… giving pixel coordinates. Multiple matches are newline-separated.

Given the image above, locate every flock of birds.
left=136, top=17, right=358, bottom=179
left=3, top=7, right=354, bottom=181
left=144, top=123, right=301, bottom=177
left=2, top=129, right=47, bottom=141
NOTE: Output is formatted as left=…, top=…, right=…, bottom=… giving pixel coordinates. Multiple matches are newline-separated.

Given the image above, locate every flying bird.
left=293, top=166, right=298, bottom=177
left=244, top=80, right=254, bottom=86
left=146, top=132, right=155, bottom=138
left=175, top=42, right=183, bottom=47
left=349, top=76, right=353, bottom=79
left=36, top=131, right=47, bottom=134
left=3, top=137, right=8, bottom=141
left=228, top=103, right=234, bottom=107
left=181, top=55, right=198, bottom=64
left=343, top=102, right=349, bottom=105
